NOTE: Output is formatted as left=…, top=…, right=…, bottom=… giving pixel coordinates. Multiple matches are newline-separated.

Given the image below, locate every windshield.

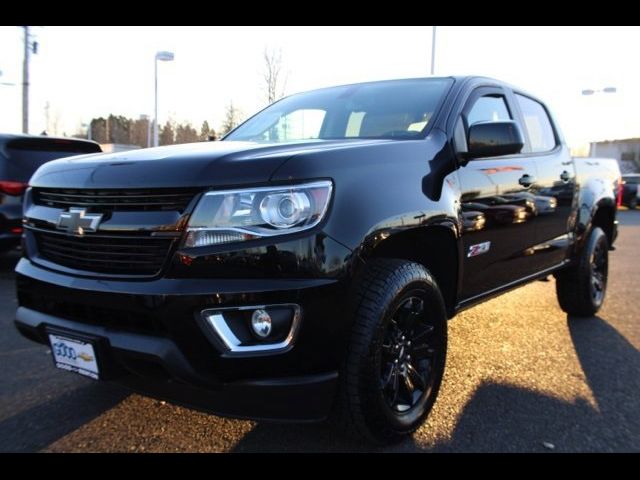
left=225, top=78, right=453, bottom=143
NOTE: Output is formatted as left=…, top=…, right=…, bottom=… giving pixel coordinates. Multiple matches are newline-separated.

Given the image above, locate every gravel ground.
left=0, top=210, right=638, bottom=452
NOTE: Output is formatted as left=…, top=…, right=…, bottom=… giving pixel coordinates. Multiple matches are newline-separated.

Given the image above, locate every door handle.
left=518, top=174, right=536, bottom=188
left=560, top=170, right=571, bottom=183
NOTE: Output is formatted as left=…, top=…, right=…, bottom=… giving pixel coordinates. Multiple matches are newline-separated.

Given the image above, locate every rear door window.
left=515, top=94, right=557, bottom=152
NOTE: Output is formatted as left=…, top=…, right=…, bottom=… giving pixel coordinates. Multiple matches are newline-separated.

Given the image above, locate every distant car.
left=462, top=209, right=486, bottom=232
left=474, top=194, right=537, bottom=217
left=500, top=192, right=557, bottom=215
left=0, top=134, right=102, bottom=254
left=621, top=173, right=639, bottom=209
left=462, top=201, right=528, bottom=225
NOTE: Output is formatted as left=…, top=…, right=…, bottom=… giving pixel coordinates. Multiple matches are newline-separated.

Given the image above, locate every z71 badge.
left=467, top=241, right=491, bottom=258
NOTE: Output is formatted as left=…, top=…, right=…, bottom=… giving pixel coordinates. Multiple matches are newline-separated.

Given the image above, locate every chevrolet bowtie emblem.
left=56, top=208, right=103, bottom=235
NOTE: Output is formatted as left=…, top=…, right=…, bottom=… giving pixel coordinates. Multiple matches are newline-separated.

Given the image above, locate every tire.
left=335, top=258, right=447, bottom=444
left=555, top=226, right=609, bottom=317
left=628, top=197, right=638, bottom=210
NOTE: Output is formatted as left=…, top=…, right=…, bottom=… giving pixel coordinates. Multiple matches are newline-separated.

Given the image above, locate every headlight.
left=184, top=180, right=333, bottom=247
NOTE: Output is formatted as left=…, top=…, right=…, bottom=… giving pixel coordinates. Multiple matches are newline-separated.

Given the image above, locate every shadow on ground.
left=0, top=383, right=128, bottom=452
left=231, top=316, right=640, bottom=452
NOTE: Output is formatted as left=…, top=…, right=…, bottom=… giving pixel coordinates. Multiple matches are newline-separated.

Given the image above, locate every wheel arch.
left=358, top=224, right=461, bottom=318
left=591, top=201, right=616, bottom=245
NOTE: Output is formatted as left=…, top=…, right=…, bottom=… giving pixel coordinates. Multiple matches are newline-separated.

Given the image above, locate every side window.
left=515, top=94, right=556, bottom=152
left=466, top=95, right=511, bottom=126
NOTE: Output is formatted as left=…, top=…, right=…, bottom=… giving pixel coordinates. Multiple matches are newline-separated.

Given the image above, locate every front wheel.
left=555, top=226, right=609, bottom=317
left=336, top=259, right=447, bottom=444
left=628, top=197, right=638, bottom=210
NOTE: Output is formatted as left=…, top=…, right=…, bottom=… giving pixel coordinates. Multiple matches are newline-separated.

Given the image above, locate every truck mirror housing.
left=466, top=120, right=524, bottom=159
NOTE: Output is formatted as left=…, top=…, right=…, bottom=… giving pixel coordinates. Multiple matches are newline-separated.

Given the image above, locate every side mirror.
left=466, top=120, right=524, bottom=159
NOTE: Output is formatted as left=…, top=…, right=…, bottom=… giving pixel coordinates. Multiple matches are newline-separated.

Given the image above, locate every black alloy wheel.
left=589, top=236, right=608, bottom=306
left=556, top=226, right=609, bottom=317
left=380, top=294, right=438, bottom=414
left=336, top=258, right=447, bottom=444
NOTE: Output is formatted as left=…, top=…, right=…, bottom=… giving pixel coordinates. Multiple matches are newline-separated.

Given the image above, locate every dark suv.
left=14, top=77, right=620, bottom=443
left=1, top=134, right=101, bottom=254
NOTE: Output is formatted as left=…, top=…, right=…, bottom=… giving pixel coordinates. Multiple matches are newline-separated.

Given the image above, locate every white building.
left=591, top=138, right=640, bottom=174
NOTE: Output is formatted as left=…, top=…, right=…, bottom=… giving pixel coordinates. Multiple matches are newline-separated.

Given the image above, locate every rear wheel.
left=555, top=226, right=609, bottom=317
left=628, top=197, right=638, bottom=209
left=336, top=259, right=447, bottom=444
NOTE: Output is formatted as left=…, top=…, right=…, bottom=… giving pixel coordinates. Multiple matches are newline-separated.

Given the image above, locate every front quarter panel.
left=270, top=133, right=460, bottom=256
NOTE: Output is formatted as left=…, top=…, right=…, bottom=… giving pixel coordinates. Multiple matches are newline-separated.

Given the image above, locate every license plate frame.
left=47, top=330, right=101, bottom=380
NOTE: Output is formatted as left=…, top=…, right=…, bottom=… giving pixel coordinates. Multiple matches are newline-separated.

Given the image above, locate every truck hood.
left=29, top=139, right=394, bottom=189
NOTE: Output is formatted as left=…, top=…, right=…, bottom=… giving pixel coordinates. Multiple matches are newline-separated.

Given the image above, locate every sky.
left=0, top=26, right=638, bottom=149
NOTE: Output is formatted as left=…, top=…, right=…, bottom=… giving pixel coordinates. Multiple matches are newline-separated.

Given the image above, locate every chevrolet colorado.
left=14, top=77, right=621, bottom=443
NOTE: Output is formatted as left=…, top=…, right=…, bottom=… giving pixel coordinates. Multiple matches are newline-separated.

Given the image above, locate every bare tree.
left=263, top=47, right=287, bottom=105
left=220, top=101, right=243, bottom=136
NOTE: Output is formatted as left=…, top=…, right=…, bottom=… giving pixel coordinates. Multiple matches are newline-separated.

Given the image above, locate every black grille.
left=33, top=187, right=200, bottom=212
left=34, top=230, right=173, bottom=276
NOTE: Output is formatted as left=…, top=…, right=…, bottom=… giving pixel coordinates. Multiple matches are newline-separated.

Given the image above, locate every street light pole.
left=154, top=58, right=158, bottom=146
left=430, top=26, right=437, bottom=75
left=22, top=26, right=30, bottom=134
left=153, top=51, right=174, bottom=147
left=581, top=86, right=617, bottom=157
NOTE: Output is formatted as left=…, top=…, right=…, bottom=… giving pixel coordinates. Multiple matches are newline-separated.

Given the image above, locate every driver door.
left=455, top=87, right=540, bottom=301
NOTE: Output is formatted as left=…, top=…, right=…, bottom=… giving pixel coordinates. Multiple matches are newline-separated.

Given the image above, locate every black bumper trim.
left=15, top=306, right=210, bottom=386
left=15, top=306, right=339, bottom=421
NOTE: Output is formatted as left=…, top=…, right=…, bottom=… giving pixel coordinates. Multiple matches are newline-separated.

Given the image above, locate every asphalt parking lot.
left=1, top=210, right=638, bottom=453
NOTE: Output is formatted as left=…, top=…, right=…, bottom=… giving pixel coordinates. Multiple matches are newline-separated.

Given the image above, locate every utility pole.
left=22, top=26, right=30, bottom=134
left=430, top=26, right=437, bottom=75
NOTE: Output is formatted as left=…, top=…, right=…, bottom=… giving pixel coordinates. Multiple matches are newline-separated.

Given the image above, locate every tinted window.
left=467, top=95, right=511, bottom=125
left=2, top=138, right=101, bottom=182
left=226, top=78, right=453, bottom=142
left=515, top=94, right=556, bottom=152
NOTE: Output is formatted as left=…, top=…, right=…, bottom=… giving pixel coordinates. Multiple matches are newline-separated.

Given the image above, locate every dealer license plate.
left=48, top=333, right=100, bottom=380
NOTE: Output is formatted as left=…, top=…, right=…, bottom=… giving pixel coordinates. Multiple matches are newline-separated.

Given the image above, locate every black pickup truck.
left=14, top=77, right=621, bottom=443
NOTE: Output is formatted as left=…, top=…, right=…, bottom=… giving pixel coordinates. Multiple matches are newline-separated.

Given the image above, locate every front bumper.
left=14, top=258, right=350, bottom=421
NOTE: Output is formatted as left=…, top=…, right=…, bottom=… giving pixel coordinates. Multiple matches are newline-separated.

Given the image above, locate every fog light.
left=251, top=309, right=272, bottom=338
